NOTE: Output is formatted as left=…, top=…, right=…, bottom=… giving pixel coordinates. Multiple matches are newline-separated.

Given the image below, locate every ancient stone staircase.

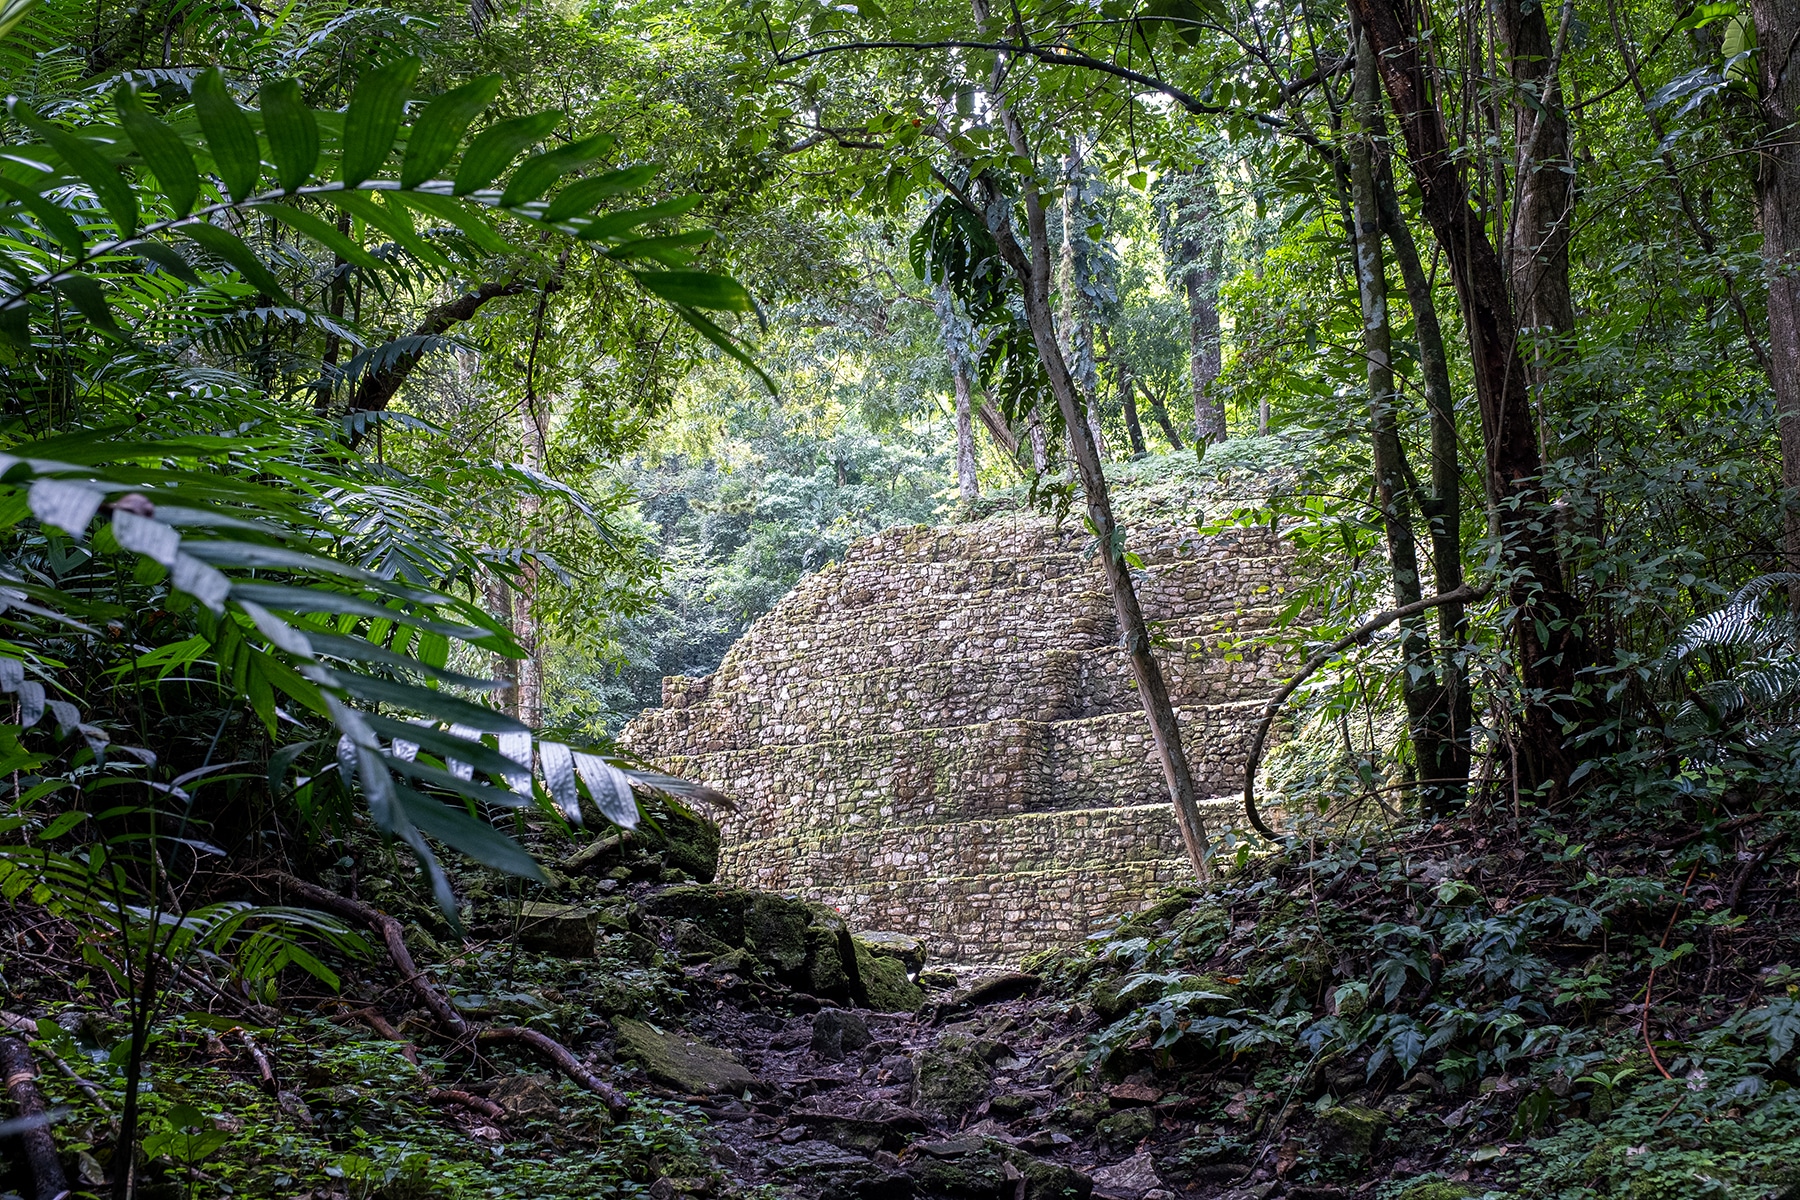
left=621, top=477, right=1293, bottom=963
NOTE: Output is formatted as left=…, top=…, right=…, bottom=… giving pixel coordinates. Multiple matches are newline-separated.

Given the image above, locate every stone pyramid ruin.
left=621, top=469, right=1293, bottom=962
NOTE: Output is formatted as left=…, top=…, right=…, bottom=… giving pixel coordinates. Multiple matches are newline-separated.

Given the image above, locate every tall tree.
left=1160, top=167, right=1228, bottom=445
left=935, top=283, right=982, bottom=501
left=1349, top=0, right=1584, bottom=789
left=1749, top=0, right=1800, bottom=574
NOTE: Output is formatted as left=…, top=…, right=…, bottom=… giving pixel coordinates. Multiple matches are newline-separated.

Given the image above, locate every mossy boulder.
left=745, top=894, right=814, bottom=972
left=856, top=931, right=928, bottom=973
left=1316, top=1103, right=1387, bottom=1161
left=855, top=938, right=925, bottom=1012
left=912, top=1037, right=994, bottom=1120
left=1097, top=1107, right=1154, bottom=1148
left=643, top=885, right=753, bottom=945
left=1000, top=1149, right=1093, bottom=1200
left=906, top=1145, right=1007, bottom=1198
left=1053, top=1093, right=1112, bottom=1132
left=1394, top=1181, right=1480, bottom=1200
left=643, top=802, right=721, bottom=881
left=515, top=902, right=594, bottom=957
left=804, top=922, right=854, bottom=997
left=611, top=1017, right=758, bottom=1095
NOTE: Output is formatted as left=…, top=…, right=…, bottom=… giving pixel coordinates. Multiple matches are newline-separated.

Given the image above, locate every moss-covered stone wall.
left=621, top=474, right=1292, bottom=962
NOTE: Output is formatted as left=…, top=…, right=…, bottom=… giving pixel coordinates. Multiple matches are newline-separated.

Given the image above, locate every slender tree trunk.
left=1139, top=380, right=1186, bottom=450
left=1120, top=364, right=1148, bottom=456
left=1376, top=166, right=1472, bottom=808
left=1028, top=405, right=1049, bottom=471
left=1348, top=0, right=1583, bottom=791
left=1166, top=167, right=1228, bottom=444
left=1, top=1036, right=70, bottom=1200
left=1061, top=145, right=1109, bottom=460
left=953, top=359, right=979, bottom=500
left=936, top=283, right=982, bottom=500
left=977, top=396, right=1022, bottom=458
left=969, top=28, right=1213, bottom=875
left=1496, top=0, right=1576, bottom=387
left=1349, top=28, right=1447, bottom=809
left=1749, top=0, right=1800, bottom=575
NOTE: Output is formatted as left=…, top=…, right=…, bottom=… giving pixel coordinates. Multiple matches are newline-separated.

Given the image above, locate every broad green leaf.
left=384, top=753, right=529, bottom=809
left=0, top=0, right=42, bottom=40
left=0, top=177, right=83, bottom=254
left=328, top=189, right=447, bottom=267
left=401, top=75, right=503, bottom=187
left=606, top=229, right=713, bottom=267
left=632, top=269, right=751, bottom=311
left=179, top=223, right=293, bottom=302
left=566, top=194, right=701, bottom=241
left=395, top=785, right=543, bottom=879
left=541, top=163, right=660, bottom=222
left=259, top=79, right=319, bottom=193
left=51, top=274, right=124, bottom=338
left=303, top=629, right=494, bottom=689
left=253, top=203, right=381, bottom=270
left=454, top=111, right=560, bottom=195
left=363, top=714, right=529, bottom=777
left=499, top=133, right=614, bottom=207
left=339, top=57, right=420, bottom=185
left=134, top=239, right=201, bottom=284
left=18, top=114, right=138, bottom=238
left=328, top=669, right=528, bottom=733
left=228, top=584, right=487, bottom=640
left=392, top=191, right=513, bottom=255
left=193, top=69, right=261, bottom=201
left=115, top=87, right=200, bottom=217
left=671, top=303, right=775, bottom=394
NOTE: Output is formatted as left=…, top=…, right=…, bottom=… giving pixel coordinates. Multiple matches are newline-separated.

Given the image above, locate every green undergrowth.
left=1026, top=809, right=1800, bottom=1199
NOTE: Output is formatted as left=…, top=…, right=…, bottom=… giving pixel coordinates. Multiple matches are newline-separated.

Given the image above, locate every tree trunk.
left=1348, top=0, right=1583, bottom=791
left=1495, top=0, right=1576, bottom=386
left=936, top=283, right=982, bottom=500
left=977, top=397, right=1023, bottom=458
left=1376, top=166, right=1472, bottom=809
left=1138, top=379, right=1186, bottom=450
left=1166, top=168, right=1228, bottom=444
left=1120, top=364, right=1148, bottom=456
left=1749, top=0, right=1800, bottom=574
left=953, top=357, right=979, bottom=500
left=1349, top=28, right=1447, bottom=810
left=1060, top=146, right=1109, bottom=460
left=1028, top=405, right=1049, bottom=471
left=970, top=40, right=1213, bottom=876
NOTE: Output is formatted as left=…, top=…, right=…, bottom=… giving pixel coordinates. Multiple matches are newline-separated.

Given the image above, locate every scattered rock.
left=998, top=1147, right=1093, bottom=1200
left=490, top=1073, right=559, bottom=1120
left=945, top=971, right=1040, bottom=1011
left=1090, top=1151, right=1163, bottom=1200
left=515, top=902, right=594, bottom=957
left=988, top=1092, right=1044, bottom=1120
left=905, top=1143, right=1007, bottom=1197
left=1393, top=1183, right=1480, bottom=1200
left=706, top=948, right=760, bottom=977
left=855, top=931, right=928, bottom=973
left=1316, top=1103, right=1387, bottom=1161
left=612, top=1017, right=758, bottom=1094
left=812, top=1008, right=874, bottom=1060
left=912, top=1037, right=994, bottom=1120
left=1019, top=1130, right=1074, bottom=1153
left=1106, top=1082, right=1162, bottom=1106
left=791, top=1100, right=926, bottom=1152
left=855, top=940, right=925, bottom=1012
left=672, top=919, right=733, bottom=961
left=918, top=969, right=959, bottom=990
left=1096, top=1107, right=1154, bottom=1147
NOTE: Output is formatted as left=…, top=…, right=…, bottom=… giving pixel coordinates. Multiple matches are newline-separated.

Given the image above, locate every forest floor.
left=5, top=804, right=1799, bottom=1200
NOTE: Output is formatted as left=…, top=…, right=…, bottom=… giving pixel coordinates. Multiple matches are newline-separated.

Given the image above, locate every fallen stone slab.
left=1090, top=1151, right=1163, bottom=1200
left=611, top=1017, right=758, bottom=1095
left=790, top=1100, right=927, bottom=1153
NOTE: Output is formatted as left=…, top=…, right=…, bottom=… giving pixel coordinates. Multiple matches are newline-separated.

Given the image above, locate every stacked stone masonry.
left=622, top=485, right=1293, bottom=963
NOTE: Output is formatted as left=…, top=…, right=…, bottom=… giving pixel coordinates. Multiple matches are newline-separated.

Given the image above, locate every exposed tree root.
left=236, top=1030, right=276, bottom=1092
left=264, top=872, right=626, bottom=1112
left=0, top=1033, right=72, bottom=1200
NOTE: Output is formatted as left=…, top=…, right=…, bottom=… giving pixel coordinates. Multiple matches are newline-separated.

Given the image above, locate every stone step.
left=626, top=637, right=1289, bottom=754
left=633, top=700, right=1267, bottom=842
left=708, top=601, right=1291, bottom=686
left=719, top=798, right=1236, bottom=891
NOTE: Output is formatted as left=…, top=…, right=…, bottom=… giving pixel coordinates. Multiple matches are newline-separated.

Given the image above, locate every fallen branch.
left=429, top=1089, right=506, bottom=1122
left=263, top=873, right=625, bottom=1112
left=236, top=1030, right=276, bottom=1093
left=347, top=1007, right=419, bottom=1065
left=0, top=1034, right=71, bottom=1200
left=560, top=830, right=631, bottom=873
left=1243, top=583, right=1492, bottom=838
